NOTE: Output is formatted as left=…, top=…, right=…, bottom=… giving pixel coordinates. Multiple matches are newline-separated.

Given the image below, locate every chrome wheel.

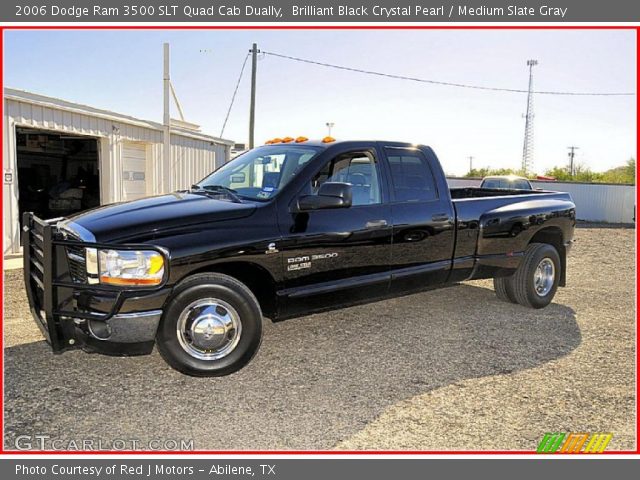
left=533, top=258, right=555, bottom=297
left=176, top=298, right=242, bottom=360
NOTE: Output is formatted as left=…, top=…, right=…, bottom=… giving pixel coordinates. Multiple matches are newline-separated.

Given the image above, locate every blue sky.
left=4, top=29, right=636, bottom=176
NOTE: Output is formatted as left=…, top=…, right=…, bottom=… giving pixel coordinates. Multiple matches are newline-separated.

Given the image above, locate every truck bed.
left=449, top=188, right=576, bottom=277
left=450, top=187, right=548, bottom=199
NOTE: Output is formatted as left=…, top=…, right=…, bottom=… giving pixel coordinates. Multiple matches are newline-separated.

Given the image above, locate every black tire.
left=511, top=243, right=561, bottom=309
left=493, top=276, right=518, bottom=303
left=157, top=273, right=263, bottom=376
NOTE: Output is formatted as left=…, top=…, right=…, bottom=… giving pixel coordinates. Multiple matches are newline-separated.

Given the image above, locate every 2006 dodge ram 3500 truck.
left=24, top=139, right=575, bottom=376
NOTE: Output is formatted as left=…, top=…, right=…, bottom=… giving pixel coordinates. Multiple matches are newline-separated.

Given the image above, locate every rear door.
left=382, top=146, right=456, bottom=292
left=278, top=147, right=393, bottom=316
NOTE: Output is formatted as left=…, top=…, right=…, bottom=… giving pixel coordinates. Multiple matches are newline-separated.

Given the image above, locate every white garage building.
left=3, top=88, right=233, bottom=255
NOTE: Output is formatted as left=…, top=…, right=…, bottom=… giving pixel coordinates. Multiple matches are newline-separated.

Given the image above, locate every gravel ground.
left=3, top=228, right=636, bottom=451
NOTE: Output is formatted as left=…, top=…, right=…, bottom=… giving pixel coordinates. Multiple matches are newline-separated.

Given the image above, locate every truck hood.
left=64, top=192, right=257, bottom=243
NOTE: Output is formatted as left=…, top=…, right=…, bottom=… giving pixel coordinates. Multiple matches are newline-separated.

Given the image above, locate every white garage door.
left=122, top=142, right=148, bottom=201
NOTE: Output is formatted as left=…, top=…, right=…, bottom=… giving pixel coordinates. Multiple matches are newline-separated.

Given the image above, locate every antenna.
left=249, top=43, right=259, bottom=149
left=522, top=59, right=538, bottom=174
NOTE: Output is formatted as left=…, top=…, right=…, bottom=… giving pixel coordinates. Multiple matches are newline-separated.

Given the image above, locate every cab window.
left=512, top=179, right=532, bottom=190
left=385, top=148, right=438, bottom=202
left=310, top=151, right=382, bottom=206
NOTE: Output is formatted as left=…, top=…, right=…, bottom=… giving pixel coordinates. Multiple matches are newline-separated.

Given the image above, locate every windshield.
left=197, top=145, right=322, bottom=201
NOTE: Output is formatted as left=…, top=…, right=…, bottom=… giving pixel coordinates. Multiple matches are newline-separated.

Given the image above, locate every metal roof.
left=4, top=87, right=234, bottom=146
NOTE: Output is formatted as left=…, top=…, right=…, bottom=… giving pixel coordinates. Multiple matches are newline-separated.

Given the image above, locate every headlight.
left=87, top=249, right=165, bottom=286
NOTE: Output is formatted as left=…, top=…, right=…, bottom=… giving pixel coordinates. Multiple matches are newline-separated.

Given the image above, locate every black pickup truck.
left=23, top=139, right=575, bottom=376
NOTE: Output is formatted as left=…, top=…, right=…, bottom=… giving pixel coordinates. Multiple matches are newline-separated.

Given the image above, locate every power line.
left=220, top=53, right=250, bottom=138
left=262, top=50, right=635, bottom=97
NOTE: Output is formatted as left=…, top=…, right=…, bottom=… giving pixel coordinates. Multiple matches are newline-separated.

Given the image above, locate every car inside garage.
left=16, top=127, right=100, bottom=224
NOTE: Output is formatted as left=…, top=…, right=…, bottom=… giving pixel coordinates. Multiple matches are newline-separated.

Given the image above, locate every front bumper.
left=22, top=212, right=169, bottom=356
left=79, top=310, right=162, bottom=355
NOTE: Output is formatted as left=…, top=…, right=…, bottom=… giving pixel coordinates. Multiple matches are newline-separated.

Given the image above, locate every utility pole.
left=567, top=146, right=579, bottom=177
left=326, top=122, right=335, bottom=137
left=249, top=43, right=259, bottom=149
left=163, top=43, right=171, bottom=194
left=522, top=59, right=538, bottom=175
left=468, top=156, right=474, bottom=175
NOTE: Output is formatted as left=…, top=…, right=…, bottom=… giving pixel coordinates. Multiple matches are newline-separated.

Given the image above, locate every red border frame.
left=0, top=24, right=637, bottom=456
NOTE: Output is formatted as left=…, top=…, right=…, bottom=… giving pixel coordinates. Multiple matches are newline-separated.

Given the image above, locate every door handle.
left=431, top=213, right=450, bottom=222
left=365, top=219, right=388, bottom=229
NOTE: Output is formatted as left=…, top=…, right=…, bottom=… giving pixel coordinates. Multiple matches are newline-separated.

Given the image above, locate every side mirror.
left=297, top=182, right=352, bottom=211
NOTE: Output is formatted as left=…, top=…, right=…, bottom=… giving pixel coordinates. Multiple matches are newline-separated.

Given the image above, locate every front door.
left=278, top=148, right=392, bottom=316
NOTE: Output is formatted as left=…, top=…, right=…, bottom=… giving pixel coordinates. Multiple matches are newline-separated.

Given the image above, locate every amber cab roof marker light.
left=322, top=136, right=336, bottom=143
left=282, top=136, right=295, bottom=143
left=295, top=136, right=309, bottom=143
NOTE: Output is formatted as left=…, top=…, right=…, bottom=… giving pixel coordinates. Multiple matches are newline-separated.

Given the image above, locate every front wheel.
left=157, top=273, right=263, bottom=376
left=510, top=242, right=561, bottom=309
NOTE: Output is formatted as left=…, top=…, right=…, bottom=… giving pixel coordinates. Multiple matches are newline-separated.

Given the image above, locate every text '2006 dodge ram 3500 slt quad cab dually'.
left=24, top=139, right=575, bottom=376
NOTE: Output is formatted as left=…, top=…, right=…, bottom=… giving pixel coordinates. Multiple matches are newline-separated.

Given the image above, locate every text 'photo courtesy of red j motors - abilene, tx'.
left=0, top=2, right=638, bottom=478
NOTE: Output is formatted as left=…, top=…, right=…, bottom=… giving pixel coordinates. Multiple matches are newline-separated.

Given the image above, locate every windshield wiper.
left=191, top=184, right=242, bottom=203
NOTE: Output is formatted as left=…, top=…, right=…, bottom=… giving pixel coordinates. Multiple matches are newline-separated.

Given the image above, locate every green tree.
left=545, top=158, right=635, bottom=184
left=600, top=158, right=635, bottom=184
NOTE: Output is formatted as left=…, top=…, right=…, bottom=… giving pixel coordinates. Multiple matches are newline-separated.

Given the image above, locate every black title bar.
left=2, top=1, right=640, bottom=23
